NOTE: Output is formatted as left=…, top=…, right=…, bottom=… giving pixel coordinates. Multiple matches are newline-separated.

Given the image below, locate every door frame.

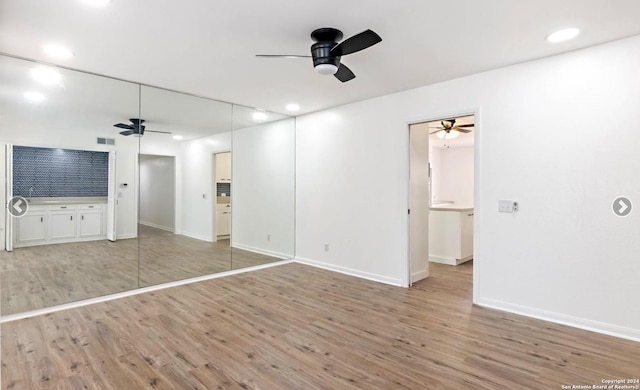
left=406, top=107, right=481, bottom=301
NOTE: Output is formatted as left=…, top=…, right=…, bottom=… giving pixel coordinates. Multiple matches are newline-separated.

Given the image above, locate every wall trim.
left=477, top=297, right=640, bottom=343
left=232, top=242, right=291, bottom=260
left=411, top=269, right=429, bottom=283
left=116, top=233, right=136, bottom=240
left=139, top=220, right=174, bottom=233
left=181, top=231, right=213, bottom=242
left=295, top=256, right=404, bottom=287
left=429, top=255, right=473, bottom=266
left=1, top=259, right=295, bottom=324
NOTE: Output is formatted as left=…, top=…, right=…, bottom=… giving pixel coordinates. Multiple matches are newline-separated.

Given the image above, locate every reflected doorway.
left=139, top=154, right=176, bottom=233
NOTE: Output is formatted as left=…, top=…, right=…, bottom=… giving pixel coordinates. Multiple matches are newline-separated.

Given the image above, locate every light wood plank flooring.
left=1, top=225, right=282, bottom=315
left=2, top=261, right=638, bottom=389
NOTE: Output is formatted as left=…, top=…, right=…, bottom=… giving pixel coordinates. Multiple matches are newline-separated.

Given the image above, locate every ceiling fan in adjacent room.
left=113, top=119, right=171, bottom=137
left=256, top=27, right=382, bottom=82
left=429, top=119, right=474, bottom=139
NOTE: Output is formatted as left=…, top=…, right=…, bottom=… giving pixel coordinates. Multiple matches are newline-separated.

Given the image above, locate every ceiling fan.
left=113, top=119, right=171, bottom=137
left=429, top=119, right=474, bottom=139
left=256, top=27, right=382, bottom=82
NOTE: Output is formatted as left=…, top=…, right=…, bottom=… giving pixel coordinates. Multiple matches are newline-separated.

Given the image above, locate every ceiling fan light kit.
left=437, top=130, right=459, bottom=139
left=315, top=63, right=338, bottom=75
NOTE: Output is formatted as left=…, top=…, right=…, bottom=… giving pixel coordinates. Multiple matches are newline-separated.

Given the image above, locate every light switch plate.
left=499, top=200, right=517, bottom=213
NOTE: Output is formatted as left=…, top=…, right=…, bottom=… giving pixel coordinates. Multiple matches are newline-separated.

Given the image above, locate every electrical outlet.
left=324, top=243, right=329, bottom=252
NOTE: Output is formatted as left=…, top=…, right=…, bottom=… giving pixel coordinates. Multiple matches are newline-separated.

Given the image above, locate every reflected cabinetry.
left=14, top=203, right=107, bottom=247
left=215, top=152, right=231, bottom=183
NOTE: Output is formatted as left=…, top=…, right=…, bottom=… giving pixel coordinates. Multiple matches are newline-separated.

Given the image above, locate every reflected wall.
left=231, top=106, right=295, bottom=268
left=0, top=54, right=296, bottom=317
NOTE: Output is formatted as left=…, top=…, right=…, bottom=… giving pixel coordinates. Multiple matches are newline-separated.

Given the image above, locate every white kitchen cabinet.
left=429, top=206, right=474, bottom=265
left=79, top=210, right=103, bottom=238
left=14, top=202, right=107, bottom=248
left=17, top=212, right=47, bottom=244
left=216, top=203, right=231, bottom=237
left=49, top=208, right=77, bottom=240
left=215, top=152, right=232, bottom=183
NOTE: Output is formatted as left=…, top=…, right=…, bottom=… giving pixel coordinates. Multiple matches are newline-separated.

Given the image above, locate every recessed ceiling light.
left=286, top=103, right=300, bottom=112
left=42, top=44, right=75, bottom=60
left=24, top=91, right=46, bottom=103
left=30, top=67, right=62, bottom=85
left=80, top=0, right=111, bottom=6
left=546, top=27, right=580, bottom=43
left=252, top=112, right=268, bottom=121
left=172, top=135, right=183, bottom=140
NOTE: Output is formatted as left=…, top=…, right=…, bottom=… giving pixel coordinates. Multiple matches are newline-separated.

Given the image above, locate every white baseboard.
left=430, top=255, right=473, bottom=265
left=477, top=297, right=640, bottom=343
left=295, top=256, right=404, bottom=287
left=116, top=234, right=137, bottom=240
left=231, top=242, right=292, bottom=259
left=139, top=221, right=174, bottom=232
left=411, top=269, right=429, bottom=283
left=181, top=231, right=213, bottom=242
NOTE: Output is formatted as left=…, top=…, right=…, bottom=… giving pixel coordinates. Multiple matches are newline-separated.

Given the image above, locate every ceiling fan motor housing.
left=311, top=41, right=340, bottom=74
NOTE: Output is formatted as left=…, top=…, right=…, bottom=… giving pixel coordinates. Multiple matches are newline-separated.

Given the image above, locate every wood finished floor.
left=1, top=225, right=282, bottom=315
left=2, top=261, right=638, bottom=389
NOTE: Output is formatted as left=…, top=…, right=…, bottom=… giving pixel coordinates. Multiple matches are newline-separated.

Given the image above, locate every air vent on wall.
left=97, top=137, right=115, bottom=145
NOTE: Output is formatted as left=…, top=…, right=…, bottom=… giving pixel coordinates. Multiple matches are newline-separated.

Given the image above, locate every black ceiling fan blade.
left=129, top=118, right=145, bottom=125
left=114, top=123, right=134, bottom=130
left=119, top=130, right=134, bottom=136
left=456, top=124, right=475, bottom=128
left=145, top=130, right=172, bottom=134
left=456, top=128, right=472, bottom=133
left=334, top=63, right=355, bottom=82
left=255, top=54, right=312, bottom=58
left=331, top=29, right=382, bottom=56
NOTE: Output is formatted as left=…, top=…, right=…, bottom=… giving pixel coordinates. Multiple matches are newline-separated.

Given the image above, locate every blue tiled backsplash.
left=13, top=146, right=109, bottom=198
left=216, top=183, right=231, bottom=197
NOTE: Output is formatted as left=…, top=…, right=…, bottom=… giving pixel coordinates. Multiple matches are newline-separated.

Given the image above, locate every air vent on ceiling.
left=97, top=137, right=115, bottom=145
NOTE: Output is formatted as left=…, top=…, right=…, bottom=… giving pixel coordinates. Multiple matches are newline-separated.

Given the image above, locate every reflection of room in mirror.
left=0, top=54, right=296, bottom=318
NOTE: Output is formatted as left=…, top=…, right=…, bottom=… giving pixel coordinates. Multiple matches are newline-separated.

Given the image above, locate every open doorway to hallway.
left=409, top=114, right=475, bottom=286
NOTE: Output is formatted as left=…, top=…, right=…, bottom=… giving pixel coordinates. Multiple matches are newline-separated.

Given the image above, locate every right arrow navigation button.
left=613, top=197, right=632, bottom=217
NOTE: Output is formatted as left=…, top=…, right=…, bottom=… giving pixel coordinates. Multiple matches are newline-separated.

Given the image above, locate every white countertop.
left=27, top=197, right=107, bottom=205
left=430, top=204, right=474, bottom=211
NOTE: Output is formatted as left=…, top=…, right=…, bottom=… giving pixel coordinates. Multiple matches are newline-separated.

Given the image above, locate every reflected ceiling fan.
left=429, top=119, right=474, bottom=139
left=256, top=27, right=382, bottom=82
left=113, top=119, right=171, bottom=137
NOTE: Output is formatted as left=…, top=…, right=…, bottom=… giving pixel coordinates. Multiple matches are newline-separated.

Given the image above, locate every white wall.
left=139, top=155, right=175, bottom=231
left=232, top=119, right=295, bottom=258
left=296, top=34, right=640, bottom=340
left=434, top=146, right=474, bottom=206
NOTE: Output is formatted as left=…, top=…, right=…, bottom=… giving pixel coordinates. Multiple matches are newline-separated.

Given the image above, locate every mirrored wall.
left=0, top=54, right=295, bottom=316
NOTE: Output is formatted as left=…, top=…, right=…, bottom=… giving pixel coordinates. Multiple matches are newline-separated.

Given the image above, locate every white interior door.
left=5, top=144, right=13, bottom=251
left=409, top=123, right=431, bottom=284
left=106, top=151, right=117, bottom=241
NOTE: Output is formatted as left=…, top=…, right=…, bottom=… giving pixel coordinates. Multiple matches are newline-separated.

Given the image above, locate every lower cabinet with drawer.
left=14, top=203, right=107, bottom=248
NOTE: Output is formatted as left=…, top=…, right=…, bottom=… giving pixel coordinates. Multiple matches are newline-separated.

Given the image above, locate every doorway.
left=139, top=154, right=176, bottom=232
left=408, top=114, right=476, bottom=286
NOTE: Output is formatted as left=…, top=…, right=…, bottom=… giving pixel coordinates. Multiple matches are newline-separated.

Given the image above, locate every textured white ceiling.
left=2, top=0, right=640, bottom=115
